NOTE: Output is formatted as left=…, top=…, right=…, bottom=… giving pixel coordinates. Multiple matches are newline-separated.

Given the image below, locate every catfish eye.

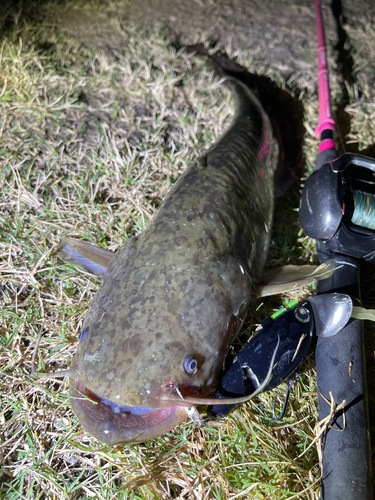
left=184, top=356, right=198, bottom=375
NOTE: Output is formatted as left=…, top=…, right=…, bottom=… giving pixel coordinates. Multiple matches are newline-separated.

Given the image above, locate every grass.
left=1, top=1, right=375, bottom=499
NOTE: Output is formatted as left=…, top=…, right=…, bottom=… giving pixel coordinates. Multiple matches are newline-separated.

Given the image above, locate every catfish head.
left=61, top=231, right=262, bottom=445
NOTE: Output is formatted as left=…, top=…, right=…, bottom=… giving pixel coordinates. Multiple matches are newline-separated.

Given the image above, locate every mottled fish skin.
left=70, top=74, right=280, bottom=443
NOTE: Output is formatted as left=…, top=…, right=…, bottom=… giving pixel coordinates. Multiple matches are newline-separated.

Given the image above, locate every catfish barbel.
left=35, top=51, right=310, bottom=445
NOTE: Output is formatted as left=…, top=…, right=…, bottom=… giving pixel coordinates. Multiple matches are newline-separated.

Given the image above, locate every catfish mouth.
left=69, top=379, right=188, bottom=445
left=69, top=335, right=279, bottom=445
left=74, top=380, right=175, bottom=421
left=36, top=338, right=278, bottom=444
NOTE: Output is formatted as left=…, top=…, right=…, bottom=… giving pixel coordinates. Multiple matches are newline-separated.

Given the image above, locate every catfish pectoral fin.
left=57, top=237, right=114, bottom=277
left=256, top=259, right=339, bottom=297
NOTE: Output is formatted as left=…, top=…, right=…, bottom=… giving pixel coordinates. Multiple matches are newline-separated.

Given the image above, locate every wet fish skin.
left=65, top=63, right=295, bottom=444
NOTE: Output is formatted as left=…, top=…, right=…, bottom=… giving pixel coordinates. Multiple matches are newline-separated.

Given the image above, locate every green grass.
left=1, top=1, right=375, bottom=499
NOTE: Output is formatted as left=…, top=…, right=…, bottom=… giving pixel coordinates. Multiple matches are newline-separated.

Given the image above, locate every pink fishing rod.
left=315, top=0, right=336, bottom=152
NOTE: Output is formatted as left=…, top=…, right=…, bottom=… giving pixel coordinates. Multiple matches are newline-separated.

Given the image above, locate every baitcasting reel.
left=299, top=152, right=375, bottom=262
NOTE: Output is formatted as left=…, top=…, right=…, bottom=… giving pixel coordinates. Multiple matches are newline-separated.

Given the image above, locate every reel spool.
left=352, top=191, right=375, bottom=230
left=299, top=153, right=375, bottom=263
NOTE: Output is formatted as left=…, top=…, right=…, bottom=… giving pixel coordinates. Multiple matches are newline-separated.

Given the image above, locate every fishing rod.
left=299, top=1, right=373, bottom=498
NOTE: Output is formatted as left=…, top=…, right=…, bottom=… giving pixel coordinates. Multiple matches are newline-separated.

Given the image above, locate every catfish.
left=36, top=51, right=330, bottom=445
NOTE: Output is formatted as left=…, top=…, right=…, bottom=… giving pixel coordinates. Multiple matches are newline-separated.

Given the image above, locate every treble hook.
left=270, top=371, right=299, bottom=423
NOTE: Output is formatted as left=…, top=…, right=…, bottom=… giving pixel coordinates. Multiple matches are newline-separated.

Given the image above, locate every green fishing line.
left=352, top=190, right=375, bottom=230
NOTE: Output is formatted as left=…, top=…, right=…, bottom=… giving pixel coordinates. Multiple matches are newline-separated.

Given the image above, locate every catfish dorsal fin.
left=57, top=237, right=115, bottom=277
left=256, top=259, right=339, bottom=297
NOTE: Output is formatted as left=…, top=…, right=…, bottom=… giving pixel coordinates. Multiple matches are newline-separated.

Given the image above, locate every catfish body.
left=68, top=70, right=283, bottom=444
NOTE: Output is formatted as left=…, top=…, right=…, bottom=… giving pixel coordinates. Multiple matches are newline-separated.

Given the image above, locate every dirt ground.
left=19, top=0, right=373, bottom=71
left=15, top=0, right=374, bottom=82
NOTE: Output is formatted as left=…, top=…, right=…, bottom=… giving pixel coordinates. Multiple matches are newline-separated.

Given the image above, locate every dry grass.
left=1, top=1, right=375, bottom=499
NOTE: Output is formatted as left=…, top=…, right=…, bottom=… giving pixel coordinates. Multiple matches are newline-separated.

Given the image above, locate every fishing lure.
left=208, top=292, right=353, bottom=419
